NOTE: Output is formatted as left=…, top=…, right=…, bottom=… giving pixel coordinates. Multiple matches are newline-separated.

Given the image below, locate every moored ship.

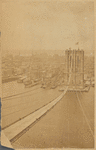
left=17, top=76, right=27, bottom=83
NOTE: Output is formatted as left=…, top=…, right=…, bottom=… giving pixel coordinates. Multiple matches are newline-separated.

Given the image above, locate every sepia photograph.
left=1, top=0, right=95, bottom=149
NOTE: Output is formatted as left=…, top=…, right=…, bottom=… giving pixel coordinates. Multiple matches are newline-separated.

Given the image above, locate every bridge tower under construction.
left=65, top=48, right=84, bottom=90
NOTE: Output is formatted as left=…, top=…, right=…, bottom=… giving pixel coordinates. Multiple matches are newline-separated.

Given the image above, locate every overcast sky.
left=2, top=0, right=94, bottom=56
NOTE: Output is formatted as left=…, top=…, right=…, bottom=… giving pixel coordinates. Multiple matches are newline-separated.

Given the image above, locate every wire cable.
left=2, top=86, right=40, bottom=100
left=2, top=89, right=44, bottom=109
left=2, top=62, right=72, bottom=117
left=75, top=91, right=94, bottom=138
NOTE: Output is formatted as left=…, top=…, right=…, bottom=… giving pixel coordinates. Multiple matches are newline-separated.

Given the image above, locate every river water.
left=2, top=81, right=62, bottom=128
left=1, top=81, right=94, bottom=148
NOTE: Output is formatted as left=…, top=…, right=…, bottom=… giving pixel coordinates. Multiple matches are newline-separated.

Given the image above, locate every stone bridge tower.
left=65, top=48, right=84, bottom=90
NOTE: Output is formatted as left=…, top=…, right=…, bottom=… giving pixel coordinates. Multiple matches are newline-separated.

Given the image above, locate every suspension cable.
left=75, top=90, right=94, bottom=138
left=2, top=55, right=73, bottom=117
left=2, top=86, right=40, bottom=100
left=2, top=89, right=44, bottom=109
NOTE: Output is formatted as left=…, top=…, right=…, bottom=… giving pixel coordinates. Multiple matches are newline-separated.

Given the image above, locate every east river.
left=2, top=81, right=94, bottom=148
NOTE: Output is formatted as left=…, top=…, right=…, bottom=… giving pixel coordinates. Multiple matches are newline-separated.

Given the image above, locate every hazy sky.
left=2, top=0, right=94, bottom=56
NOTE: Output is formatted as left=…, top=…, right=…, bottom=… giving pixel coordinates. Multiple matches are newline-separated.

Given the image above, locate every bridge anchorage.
left=61, top=48, right=90, bottom=92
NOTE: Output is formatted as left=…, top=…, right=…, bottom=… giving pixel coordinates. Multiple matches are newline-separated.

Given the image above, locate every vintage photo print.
left=1, top=0, right=95, bottom=149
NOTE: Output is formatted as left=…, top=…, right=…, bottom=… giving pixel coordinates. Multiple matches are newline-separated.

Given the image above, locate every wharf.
left=2, top=76, right=18, bottom=83
left=59, top=86, right=90, bottom=92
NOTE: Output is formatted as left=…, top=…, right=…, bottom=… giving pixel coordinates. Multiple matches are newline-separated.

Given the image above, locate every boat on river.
left=91, top=81, right=95, bottom=87
left=51, top=85, right=57, bottom=89
left=25, top=82, right=38, bottom=88
left=84, top=80, right=91, bottom=87
left=17, top=76, right=27, bottom=83
left=42, top=84, right=47, bottom=89
left=23, top=78, right=32, bottom=86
